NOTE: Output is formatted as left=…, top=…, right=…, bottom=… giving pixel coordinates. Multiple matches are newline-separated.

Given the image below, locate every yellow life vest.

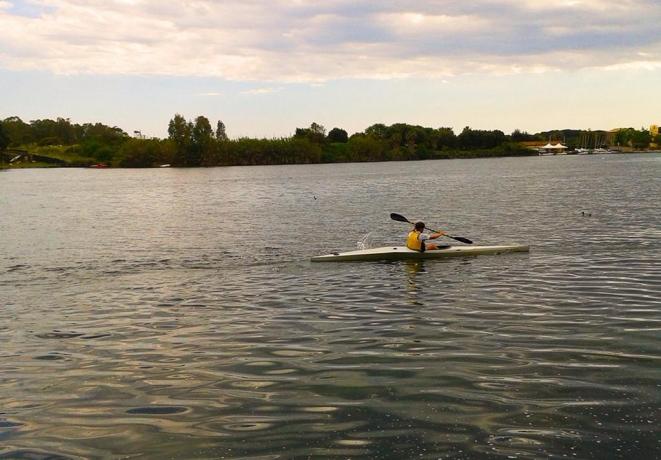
left=406, top=230, right=423, bottom=251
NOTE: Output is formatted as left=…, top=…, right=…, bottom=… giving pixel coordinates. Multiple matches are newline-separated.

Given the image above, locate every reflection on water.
left=403, top=261, right=426, bottom=307
left=1, top=154, right=660, bottom=459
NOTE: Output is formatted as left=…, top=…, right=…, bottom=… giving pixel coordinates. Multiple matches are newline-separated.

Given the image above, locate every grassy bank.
left=2, top=144, right=97, bottom=168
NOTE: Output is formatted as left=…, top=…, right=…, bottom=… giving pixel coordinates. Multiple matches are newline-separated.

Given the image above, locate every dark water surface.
left=1, top=154, right=660, bottom=459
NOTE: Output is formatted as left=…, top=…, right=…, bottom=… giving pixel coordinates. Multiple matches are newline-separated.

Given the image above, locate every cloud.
left=241, top=87, right=283, bottom=95
left=0, top=0, right=660, bottom=81
left=601, top=60, right=661, bottom=71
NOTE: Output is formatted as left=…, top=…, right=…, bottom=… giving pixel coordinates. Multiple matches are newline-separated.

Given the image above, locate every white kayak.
left=311, top=244, right=529, bottom=262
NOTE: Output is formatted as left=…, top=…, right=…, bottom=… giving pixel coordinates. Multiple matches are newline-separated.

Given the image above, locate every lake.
left=1, top=154, right=660, bottom=459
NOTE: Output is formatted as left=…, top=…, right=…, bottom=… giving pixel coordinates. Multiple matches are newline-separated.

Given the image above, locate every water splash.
left=356, top=232, right=374, bottom=250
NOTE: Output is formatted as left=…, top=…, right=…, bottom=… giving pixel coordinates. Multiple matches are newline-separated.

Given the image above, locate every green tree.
left=613, top=128, right=632, bottom=147
left=631, top=127, right=652, bottom=149
left=168, top=114, right=192, bottom=166
left=0, top=122, right=9, bottom=151
left=28, top=117, right=79, bottom=145
left=457, top=127, right=506, bottom=150
left=365, top=123, right=388, bottom=139
left=347, top=135, right=388, bottom=162
left=191, top=116, right=213, bottom=166
left=2, top=116, right=32, bottom=146
left=76, top=123, right=127, bottom=163
left=80, top=123, right=128, bottom=145
left=436, top=127, right=457, bottom=149
left=327, top=127, right=348, bottom=143
left=295, top=122, right=326, bottom=144
left=81, top=139, right=117, bottom=163
left=55, top=117, right=76, bottom=144
left=216, top=120, right=228, bottom=141
left=116, top=139, right=175, bottom=167
left=510, top=129, right=535, bottom=142
left=310, top=122, right=325, bottom=137
left=321, top=142, right=349, bottom=162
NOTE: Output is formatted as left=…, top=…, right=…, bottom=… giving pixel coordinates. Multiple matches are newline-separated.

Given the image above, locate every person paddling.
left=406, top=222, right=446, bottom=252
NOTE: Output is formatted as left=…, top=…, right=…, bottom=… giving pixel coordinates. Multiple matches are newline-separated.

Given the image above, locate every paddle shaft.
left=390, top=213, right=473, bottom=244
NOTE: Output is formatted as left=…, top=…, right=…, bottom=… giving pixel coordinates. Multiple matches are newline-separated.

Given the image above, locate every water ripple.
left=1, top=156, right=660, bottom=458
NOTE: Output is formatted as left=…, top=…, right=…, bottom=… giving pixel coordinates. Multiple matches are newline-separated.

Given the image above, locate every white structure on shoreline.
left=538, top=142, right=568, bottom=155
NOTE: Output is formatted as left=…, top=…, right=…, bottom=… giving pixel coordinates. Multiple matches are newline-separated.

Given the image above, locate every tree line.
left=1, top=115, right=658, bottom=168
left=0, top=116, right=128, bottom=165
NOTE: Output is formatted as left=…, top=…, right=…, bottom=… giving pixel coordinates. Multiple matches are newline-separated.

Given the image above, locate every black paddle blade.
left=390, top=213, right=411, bottom=223
left=450, top=236, right=473, bottom=245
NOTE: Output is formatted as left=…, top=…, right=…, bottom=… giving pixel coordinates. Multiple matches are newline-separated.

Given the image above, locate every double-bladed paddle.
left=390, top=213, right=473, bottom=245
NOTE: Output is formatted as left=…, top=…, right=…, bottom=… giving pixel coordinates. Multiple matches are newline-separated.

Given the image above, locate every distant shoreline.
left=2, top=115, right=658, bottom=169
left=2, top=149, right=659, bottom=171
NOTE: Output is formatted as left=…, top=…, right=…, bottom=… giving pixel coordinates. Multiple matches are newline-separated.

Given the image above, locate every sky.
left=0, top=0, right=660, bottom=138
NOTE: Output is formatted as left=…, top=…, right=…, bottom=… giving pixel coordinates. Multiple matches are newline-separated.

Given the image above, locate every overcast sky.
left=1, top=0, right=660, bottom=137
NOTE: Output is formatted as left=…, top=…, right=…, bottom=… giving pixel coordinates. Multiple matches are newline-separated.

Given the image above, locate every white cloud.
left=0, top=0, right=659, bottom=81
left=376, top=11, right=488, bottom=34
left=601, top=60, right=661, bottom=71
left=241, top=87, right=283, bottom=95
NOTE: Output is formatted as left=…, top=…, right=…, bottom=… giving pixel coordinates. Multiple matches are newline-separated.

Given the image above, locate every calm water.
left=1, top=154, right=660, bottom=459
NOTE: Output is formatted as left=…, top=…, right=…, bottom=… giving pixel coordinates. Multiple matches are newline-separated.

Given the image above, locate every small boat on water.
left=311, top=244, right=529, bottom=262
left=593, top=148, right=618, bottom=154
left=89, top=163, right=108, bottom=168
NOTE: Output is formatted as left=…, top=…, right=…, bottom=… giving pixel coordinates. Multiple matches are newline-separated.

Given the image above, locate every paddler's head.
left=414, top=222, right=425, bottom=232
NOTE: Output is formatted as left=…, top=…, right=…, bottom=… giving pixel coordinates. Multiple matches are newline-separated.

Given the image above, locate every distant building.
left=651, top=125, right=659, bottom=137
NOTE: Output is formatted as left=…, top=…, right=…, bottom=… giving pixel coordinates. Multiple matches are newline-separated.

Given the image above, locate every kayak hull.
left=311, top=245, right=529, bottom=262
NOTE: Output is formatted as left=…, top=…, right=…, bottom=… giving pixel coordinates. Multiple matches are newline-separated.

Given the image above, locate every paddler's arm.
left=429, top=231, right=446, bottom=239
